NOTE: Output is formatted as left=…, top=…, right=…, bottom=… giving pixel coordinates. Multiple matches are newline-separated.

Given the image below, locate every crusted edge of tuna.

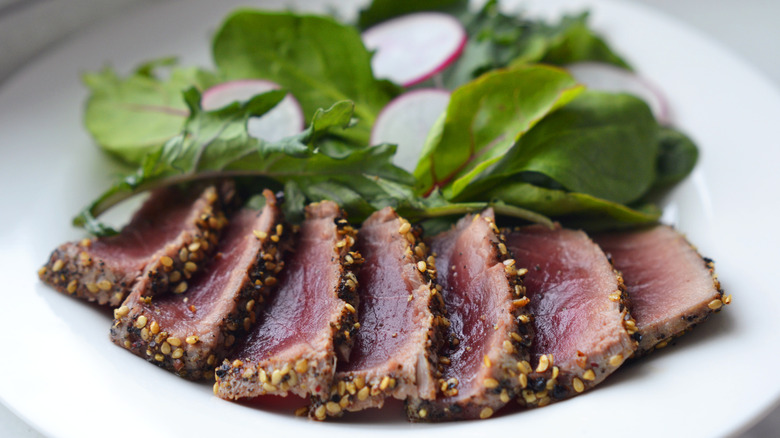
left=309, top=210, right=447, bottom=420
left=213, top=201, right=362, bottom=399
left=406, top=211, right=534, bottom=422
left=109, top=190, right=285, bottom=381
left=38, top=183, right=233, bottom=307
left=517, top=267, right=637, bottom=407
left=604, top=226, right=729, bottom=356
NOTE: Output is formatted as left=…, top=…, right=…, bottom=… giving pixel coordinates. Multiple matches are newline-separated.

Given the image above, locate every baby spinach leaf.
left=212, top=10, right=398, bottom=145
left=414, top=65, right=583, bottom=198
left=652, top=127, right=699, bottom=188
left=83, top=59, right=218, bottom=164
left=463, top=91, right=658, bottom=205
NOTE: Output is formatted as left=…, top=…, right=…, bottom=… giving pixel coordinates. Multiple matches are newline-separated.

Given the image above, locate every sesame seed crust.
left=214, top=201, right=362, bottom=399
left=109, top=189, right=283, bottom=381
left=38, top=183, right=232, bottom=307
left=406, top=210, right=533, bottom=422
left=308, top=208, right=447, bottom=419
left=506, top=225, right=638, bottom=409
left=593, top=225, right=729, bottom=357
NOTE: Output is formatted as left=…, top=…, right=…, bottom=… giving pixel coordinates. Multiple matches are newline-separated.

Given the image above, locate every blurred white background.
left=1, top=0, right=777, bottom=436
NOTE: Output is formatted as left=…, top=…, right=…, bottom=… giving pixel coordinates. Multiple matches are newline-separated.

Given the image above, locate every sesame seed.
left=294, top=407, right=308, bottom=417
left=97, top=280, right=112, bottom=291
left=417, top=261, right=427, bottom=272
left=500, top=389, right=510, bottom=403
left=398, top=222, right=411, bottom=235
left=186, top=335, right=199, bottom=344
left=80, top=238, right=92, bottom=247
left=480, top=407, right=494, bottom=419
left=86, top=283, right=99, bottom=293
left=188, top=242, right=201, bottom=252
left=134, top=315, right=148, bottom=329
left=155, top=354, right=164, bottom=362
left=519, top=373, right=528, bottom=388
left=326, top=401, right=341, bottom=414
left=160, top=256, right=173, bottom=267
left=345, top=303, right=356, bottom=314
left=357, top=386, right=370, bottom=401
left=184, top=262, right=198, bottom=272
left=66, top=280, right=78, bottom=294
left=262, top=383, right=277, bottom=393
left=314, top=405, right=326, bottom=420
left=522, top=390, right=536, bottom=404
left=167, top=337, right=182, bottom=347
left=169, top=271, right=181, bottom=283
left=723, top=294, right=732, bottom=305
left=708, top=299, right=723, bottom=310
left=264, top=277, right=277, bottom=286
left=484, top=355, right=492, bottom=367
left=517, top=361, right=532, bottom=375
left=608, top=292, right=621, bottom=302
left=150, top=321, right=160, bottom=334
left=609, top=354, right=624, bottom=367
left=655, top=340, right=669, bottom=349
left=161, top=342, right=171, bottom=355
left=380, top=376, right=391, bottom=391
left=52, top=259, right=64, bottom=272
left=270, top=235, right=280, bottom=242
left=418, top=409, right=428, bottom=418
left=483, top=378, right=499, bottom=389
left=114, top=306, right=129, bottom=319
left=573, top=377, right=585, bottom=393
left=503, top=340, right=514, bottom=354
left=552, top=366, right=559, bottom=379
left=536, top=354, right=550, bottom=373
left=582, top=369, right=596, bottom=381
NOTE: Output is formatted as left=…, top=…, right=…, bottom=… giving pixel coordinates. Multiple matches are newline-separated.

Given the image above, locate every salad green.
left=76, top=0, right=699, bottom=236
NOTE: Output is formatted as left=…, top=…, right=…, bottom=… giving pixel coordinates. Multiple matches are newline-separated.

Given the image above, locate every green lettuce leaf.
left=414, top=65, right=584, bottom=198
left=83, top=58, right=218, bottom=164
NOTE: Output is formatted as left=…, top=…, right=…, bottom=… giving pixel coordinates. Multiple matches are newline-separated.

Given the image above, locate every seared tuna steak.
left=215, top=201, right=361, bottom=400
left=407, top=210, right=533, bottom=422
left=110, top=190, right=284, bottom=380
left=593, top=225, right=727, bottom=356
left=505, top=225, right=637, bottom=407
left=310, top=207, right=445, bottom=420
left=39, top=184, right=231, bottom=306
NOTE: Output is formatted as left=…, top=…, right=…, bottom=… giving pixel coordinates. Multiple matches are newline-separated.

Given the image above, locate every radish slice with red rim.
left=363, top=12, right=467, bottom=87
left=371, top=88, right=451, bottom=171
left=565, top=62, right=671, bottom=125
left=201, top=79, right=305, bottom=141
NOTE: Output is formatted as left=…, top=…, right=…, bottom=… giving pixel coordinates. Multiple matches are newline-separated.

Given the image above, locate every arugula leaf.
left=442, top=2, right=630, bottom=89
left=212, top=10, right=398, bottom=145
left=83, top=58, right=218, bottom=164
left=460, top=91, right=659, bottom=205
left=483, top=181, right=660, bottom=224
left=414, top=65, right=583, bottom=198
left=357, top=0, right=468, bottom=29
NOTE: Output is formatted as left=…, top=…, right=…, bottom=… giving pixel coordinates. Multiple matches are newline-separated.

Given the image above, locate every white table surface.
left=1, top=0, right=778, bottom=436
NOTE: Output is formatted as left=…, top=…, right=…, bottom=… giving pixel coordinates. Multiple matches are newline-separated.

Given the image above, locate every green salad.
left=75, top=0, right=698, bottom=236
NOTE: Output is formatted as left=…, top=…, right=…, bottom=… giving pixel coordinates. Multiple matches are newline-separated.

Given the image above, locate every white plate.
left=1, top=0, right=779, bottom=437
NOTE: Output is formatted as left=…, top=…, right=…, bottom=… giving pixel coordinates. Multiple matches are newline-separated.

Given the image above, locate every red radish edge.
left=201, top=79, right=305, bottom=141
left=371, top=88, right=452, bottom=171
left=363, top=12, right=468, bottom=87
left=565, top=62, right=671, bottom=125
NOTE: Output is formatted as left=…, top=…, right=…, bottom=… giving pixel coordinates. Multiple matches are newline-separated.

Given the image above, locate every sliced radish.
left=371, top=88, right=451, bottom=171
left=565, top=62, right=671, bottom=125
left=363, top=12, right=467, bottom=87
left=201, top=79, right=305, bottom=142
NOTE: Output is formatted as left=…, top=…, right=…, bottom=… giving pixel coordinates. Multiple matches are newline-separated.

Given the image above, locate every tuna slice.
left=310, top=207, right=445, bottom=420
left=215, top=201, right=361, bottom=399
left=38, top=183, right=232, bottom=306
left=407, top=209, right=533, bottom=422
left=505, top=225, right=637, bottom=407
left=110, top=190, right=284, bottom=380
left=593, top=225, right=727, bottom=356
